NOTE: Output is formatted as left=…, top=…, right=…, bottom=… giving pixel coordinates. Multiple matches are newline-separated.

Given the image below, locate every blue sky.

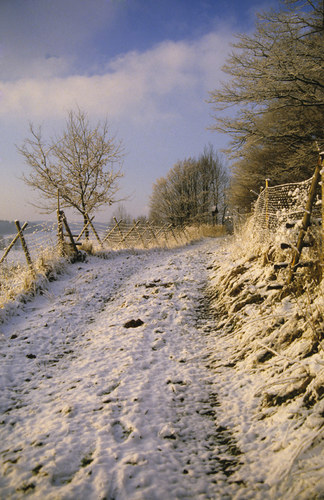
left=0, top=0, right=278, bottom=222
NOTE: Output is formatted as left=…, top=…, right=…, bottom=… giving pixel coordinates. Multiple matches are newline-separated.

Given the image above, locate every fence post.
left=76, top=217, right=93, bottom=242
left=320, top=150, right=324, bottom=278
left=147, top=223, right=160, bottom=246
left=85, top=214, right=103, bottom=247
left=120, top=220, right=140, bottom=246
left=287, top=157, right=322, bottom=284
left=163, top=224, right=172, bottom=246
left=57, top=189, right=64, bottom=256
left=169, top=225, right=179, bottom=244
left=113, top=217, right=125, bottom=245
left=60, top=211, right=80, bottom=257
left=135, top=222, right=147, bottom=248
left=57, top=209, right=64, bottom=256
left=14, top=220, right=35, bottom=275
left=0, top=222, right=28, bottom=264
left=265, top=178, right=270, bottom=229
left=103, top=219, right=120, bottom=243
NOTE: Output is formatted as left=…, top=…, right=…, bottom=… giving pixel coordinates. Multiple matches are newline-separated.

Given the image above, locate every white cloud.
left=0, top=54, right=72, bottom=82
left=0, top=27, right=235, bottom=222
left=0, top=30, right=232, bottom=125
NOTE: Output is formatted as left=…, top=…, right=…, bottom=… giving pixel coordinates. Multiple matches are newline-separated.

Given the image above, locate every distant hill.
left=0, top=220, right=16, bottom=235
left=0, top=220, right=51, bottom=235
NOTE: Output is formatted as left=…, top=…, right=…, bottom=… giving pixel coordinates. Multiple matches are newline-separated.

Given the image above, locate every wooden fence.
left=0, top=212, right=189, bottom=307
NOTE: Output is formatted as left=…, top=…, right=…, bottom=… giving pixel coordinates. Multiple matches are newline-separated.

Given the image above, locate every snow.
left=208, top=236, right=324, bottom=499
left=0, top=237, right=324, bottom=499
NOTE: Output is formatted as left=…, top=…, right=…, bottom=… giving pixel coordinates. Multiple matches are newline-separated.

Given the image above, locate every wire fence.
left=247, top=166, right=324, bottom=285
left=0, top=216, right=192, bottom=308
left=252, top=177, right=322, bottom=233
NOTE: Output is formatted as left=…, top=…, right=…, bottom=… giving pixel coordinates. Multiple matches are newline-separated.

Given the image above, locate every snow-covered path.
left=0, top=239, right=244, bottom=500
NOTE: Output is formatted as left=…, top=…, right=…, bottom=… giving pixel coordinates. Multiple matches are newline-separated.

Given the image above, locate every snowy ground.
left=0, top=237, right=323, bottom=499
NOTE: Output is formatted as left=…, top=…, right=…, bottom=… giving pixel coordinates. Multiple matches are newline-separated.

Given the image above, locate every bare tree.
left=110, top=203, right=133, bottom=225
left=18, top=108, right=124, bottom=223
left=197, top=145, right=229, bottom=224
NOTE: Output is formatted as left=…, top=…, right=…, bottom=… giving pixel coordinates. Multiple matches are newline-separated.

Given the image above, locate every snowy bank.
left=208, top=232, right=324, bottom=498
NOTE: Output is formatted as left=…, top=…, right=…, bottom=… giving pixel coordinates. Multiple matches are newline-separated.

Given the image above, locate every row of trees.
left=149, top=146, right=229, bottom=226
left=209, top=0, right=324, bottom=209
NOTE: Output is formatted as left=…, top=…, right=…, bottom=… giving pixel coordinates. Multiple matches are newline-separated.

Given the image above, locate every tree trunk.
left=83, top=213, right=90, bottom=240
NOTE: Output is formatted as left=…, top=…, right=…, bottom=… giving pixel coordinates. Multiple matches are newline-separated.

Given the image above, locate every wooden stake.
left=135, top=222, right=147, bottom=248
left=139, top=223, right=151, bottom=246
left=265, top=178, right=270, bottom=229
left=85, top=214, right=102, bottom=247
left=113, top=217, right=125, bottom=246
left=14, top=220, right=35, bottom=274
left=120, top=220, right=140, bottom=245
left=321, top=151, right=324, bottom=279
left=76, top=217, right=93, bottom=242
left=287, top=158, right=322, bottom=284
left=169, top=225, right=179, bottom=244
left=154, top=225, right=165, bottom=241
left=162, top=224, right=171, bottom=246
left=146, top=223, right=159, bottom=246
left=60, top=211, right=80, bottom=257
left=0, top=222, right=29, bottom=264
left=57, top=209, right=64, bottom=256
left=103, top=219, right=120, bottom=243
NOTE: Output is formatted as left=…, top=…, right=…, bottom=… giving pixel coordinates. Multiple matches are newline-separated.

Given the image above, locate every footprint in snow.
left=151, top=338, right=166, bottom=350
left=111, top=420, right=133, bottom=442
left=158, top=423, right=177, bottom=440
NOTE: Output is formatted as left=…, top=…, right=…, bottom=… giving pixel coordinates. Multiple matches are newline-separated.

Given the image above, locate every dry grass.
left=184, top=224, right=227, bottom=240
left=209, top=222, right=324, bottom=411
left=80, top=224, right=226, bottom=256
left=0, top=248, right=67, bottom=312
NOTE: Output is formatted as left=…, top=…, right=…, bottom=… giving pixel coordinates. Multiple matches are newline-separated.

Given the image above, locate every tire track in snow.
left=0, top=239, right=244, bottom=499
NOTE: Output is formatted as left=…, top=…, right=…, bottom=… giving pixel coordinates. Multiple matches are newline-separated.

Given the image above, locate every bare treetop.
left=18, top=108, right=124, bottom=219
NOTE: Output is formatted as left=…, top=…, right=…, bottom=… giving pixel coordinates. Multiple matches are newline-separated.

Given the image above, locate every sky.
left=0, top=0, right=278, bottom=222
